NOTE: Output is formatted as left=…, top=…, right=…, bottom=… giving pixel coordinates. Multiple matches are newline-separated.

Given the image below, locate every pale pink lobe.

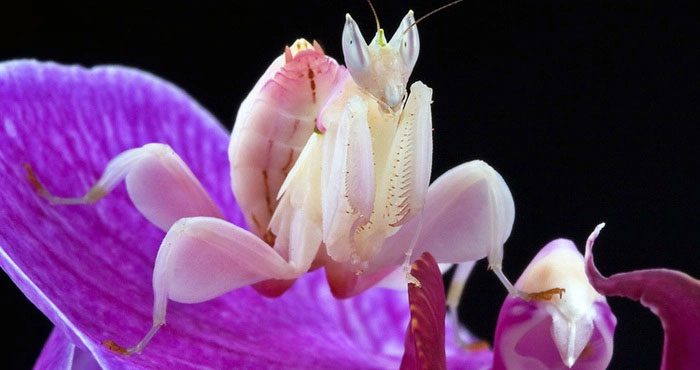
left=151, top=217, right=295, bottom=324
left=123, top=144, right=223, bottom=231
left=229, top=41, right=345, bottom=239
left=373, top=160, right=514, bottom=272
left=413, top=160, right=513, bottom=267
left=585, top=224, right=700, bottom=370
left=493, top=239, right=616, bottom=370
left=324, top=259, right=398, bottom=298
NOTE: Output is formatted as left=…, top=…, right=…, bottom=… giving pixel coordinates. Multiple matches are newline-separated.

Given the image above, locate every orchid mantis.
left=27, top=9, right=527, bottom=354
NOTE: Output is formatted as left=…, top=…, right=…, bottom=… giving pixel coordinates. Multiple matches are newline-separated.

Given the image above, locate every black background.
left=2, top=1, right=699, bottom=369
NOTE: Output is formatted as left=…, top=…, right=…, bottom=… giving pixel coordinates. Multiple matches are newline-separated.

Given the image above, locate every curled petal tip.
left=585, top=223, right=605, bottom=256
left=583, top=224, right=700, bottom=370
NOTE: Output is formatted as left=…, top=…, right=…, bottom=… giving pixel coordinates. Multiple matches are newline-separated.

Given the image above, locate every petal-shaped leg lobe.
left=125, top=144, right=223, bottom=231
left=325, top=259, right=397, bottom=298
left=28, top=143, right=222, bottom=231
left=374, top=160, right=514, bottom=277
left=153, top=217, right=295, bottom=309
left=113, top=216, right=297, bottom=354
left=411, top=160, right=514, bottom=267
left=252, top=277, right=298, bottom=297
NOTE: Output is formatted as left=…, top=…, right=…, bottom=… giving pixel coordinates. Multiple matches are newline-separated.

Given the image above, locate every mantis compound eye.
left=390, top=10, right=420, bottom=79
left=342, top=14, right=371, bottom=80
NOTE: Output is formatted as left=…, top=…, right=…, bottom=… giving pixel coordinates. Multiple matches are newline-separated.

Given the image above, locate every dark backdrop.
left=2, top=1, right=698, bottom=369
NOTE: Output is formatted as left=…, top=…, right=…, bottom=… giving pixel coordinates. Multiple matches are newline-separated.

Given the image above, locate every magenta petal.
left=399, top=253, right=493, bottom=370
left=34, top=328, right=73, bottom=370
left=585, top=224, right=700, bottom=370
left=35, top=328, right=100, bottom=370
left=400, top=253, right=447, bottom=370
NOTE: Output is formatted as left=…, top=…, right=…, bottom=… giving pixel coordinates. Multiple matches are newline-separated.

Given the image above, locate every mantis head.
left=342, top=10, right=419, bottom=111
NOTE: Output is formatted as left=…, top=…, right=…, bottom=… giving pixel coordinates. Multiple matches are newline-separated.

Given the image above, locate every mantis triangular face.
left=342, top=11, right=420, bottom=110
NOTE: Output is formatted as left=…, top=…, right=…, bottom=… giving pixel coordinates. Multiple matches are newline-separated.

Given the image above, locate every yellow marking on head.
left=376, top=29, right=387, bottom=47
left=287, top=38, right=315, bottom=59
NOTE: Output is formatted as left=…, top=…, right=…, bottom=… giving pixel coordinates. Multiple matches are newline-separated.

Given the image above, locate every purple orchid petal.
left=0, top=60, right=485, bottom=368
left=400, top=253, right=447, bottom=370
left=493, top=239, right=616, bottom=370
left=585, top=223, right=700, bottom=370
left=35, top=328, right=100, bottom=370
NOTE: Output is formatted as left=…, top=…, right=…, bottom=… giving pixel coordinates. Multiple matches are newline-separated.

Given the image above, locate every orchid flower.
left=490, top=224, right=700, bottom=370
left=493, top=237, right=616, bottom=370
left=0, top=60, right=494, bottom=369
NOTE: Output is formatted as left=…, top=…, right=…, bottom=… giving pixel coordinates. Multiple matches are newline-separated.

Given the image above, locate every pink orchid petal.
left=0, top=60, right=486, bottom=368
left=585, top=224, right=700, bottom=370
left=400, top=253, right=447, bottom=370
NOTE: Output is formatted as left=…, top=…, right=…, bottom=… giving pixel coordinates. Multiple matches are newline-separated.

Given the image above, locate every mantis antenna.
left=365, top=0, right=381, bottom=32
left=403, top=0, right=465, bottom=35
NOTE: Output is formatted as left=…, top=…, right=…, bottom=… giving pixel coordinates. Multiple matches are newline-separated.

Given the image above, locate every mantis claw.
left=24, top=163, right=105, bottom=205
left=103, top=323, right=163, bottom=356
left=102, top=339, right=131, bottom=356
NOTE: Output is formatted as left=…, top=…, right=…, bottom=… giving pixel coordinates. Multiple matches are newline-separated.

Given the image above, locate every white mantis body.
left=30, top=10, right=519, bottom=354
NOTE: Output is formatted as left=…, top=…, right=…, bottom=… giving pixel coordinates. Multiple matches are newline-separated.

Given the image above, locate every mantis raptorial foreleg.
left=26, top=143, right=222, bottom=231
